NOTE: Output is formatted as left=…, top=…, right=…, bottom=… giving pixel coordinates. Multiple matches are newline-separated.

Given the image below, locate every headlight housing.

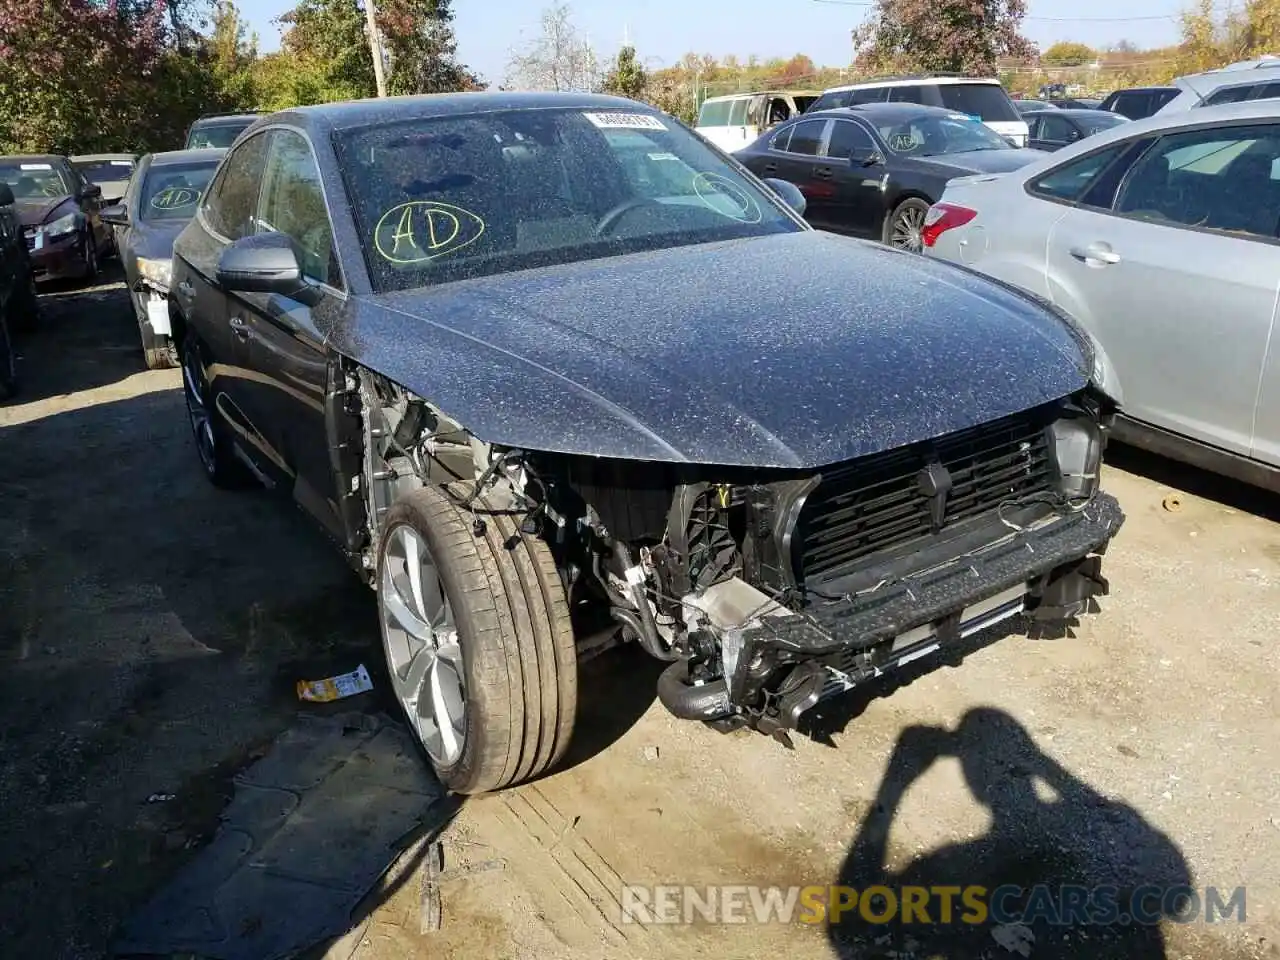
left=42, top=212, right=79, bottom=239
left=136, top=257, right=172, bottom=289
left=1047, top=415, right=1103, bottom=501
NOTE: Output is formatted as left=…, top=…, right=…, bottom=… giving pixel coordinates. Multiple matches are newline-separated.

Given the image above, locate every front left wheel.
left=377, top=485, right=578, bottom=794
left=181, top=339, right=250, bottom=488
left=0, top=310, right=18, bottom=401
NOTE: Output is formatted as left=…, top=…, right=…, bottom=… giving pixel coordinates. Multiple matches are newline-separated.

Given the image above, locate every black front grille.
left=797, top=408, right=1057, bottom=580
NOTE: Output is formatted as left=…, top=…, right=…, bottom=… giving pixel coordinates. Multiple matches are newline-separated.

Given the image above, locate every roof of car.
left=70, top=153, right=137, bottom=163
left=0, top=153, right=68, bottom=164
left=702, top=90, right=822, bottom=102
left=812, top=102, right=975, bottom=122
left=270, top=91, right=660, bottom=134
left=191, top=112, right=264, bottom=125
left=146, top=147, right=227, bottom=166
left=1108, top=86, right=1178, bottom=94
left=1053, top=108, right=1125, bottom=119
left=822, top=75, right=1001, bottom=93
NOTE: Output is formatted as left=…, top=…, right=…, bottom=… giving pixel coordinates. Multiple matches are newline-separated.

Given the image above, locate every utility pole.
left=364, top=0, right=388, bottom=98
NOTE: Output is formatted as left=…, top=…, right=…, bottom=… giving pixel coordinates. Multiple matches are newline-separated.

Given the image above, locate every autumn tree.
left=852, top=0, right=1037, bottom=75
left=1042, top=41, right=1095, bottom=66
left=379, top=0, right=482, bottom=95
left=601, top=45, right=647, bottom=99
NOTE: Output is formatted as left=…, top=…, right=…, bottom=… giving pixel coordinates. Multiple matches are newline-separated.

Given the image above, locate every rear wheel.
left=181, top=339, right=249, bottom=488
left=377, top=485, right=578, bottom=794
left=883, top=197, right=931, bottom=253
left=0, top=309, right=18, bottom=401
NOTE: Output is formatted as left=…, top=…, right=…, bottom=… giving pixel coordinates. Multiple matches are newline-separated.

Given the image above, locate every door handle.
left=1069, top=243, right=1121, bottom=266
left=813, top=167, right=834, bottom=180
left=229, top=315, right=249, bottom=339
left=761, top=163, right=778, bottom=174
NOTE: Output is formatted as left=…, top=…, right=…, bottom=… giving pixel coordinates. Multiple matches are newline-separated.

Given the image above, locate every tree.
left=601, top=45, right=646, bottom=99
left=505, top=4, right=600, bottom=92
left=379, top=0, right=483, bottom=95
left=207, top=0, right=259, bottom=109
left=275, top=0, right=376, bottom=102
left=851, top=0, right=1036, bottom=76
left=1042, top=41, right=1094, bottom=66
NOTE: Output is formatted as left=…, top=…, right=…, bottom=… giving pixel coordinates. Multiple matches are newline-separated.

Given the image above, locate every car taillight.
left=921, top=202, right=978, bottom=248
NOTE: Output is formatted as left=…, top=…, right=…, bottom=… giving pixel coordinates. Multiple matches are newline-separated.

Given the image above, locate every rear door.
left=1045, top=121, right=1280, bottom=456
left=238, top=127, right=347, bottom=534
left=179, top=130, right=273, bottom=472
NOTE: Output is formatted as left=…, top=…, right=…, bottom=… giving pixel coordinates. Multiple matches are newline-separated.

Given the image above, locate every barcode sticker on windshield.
left=583, top=112, right=667, bottom=131
left=20, top=163, right=51, bottom=170
left=110, top=160, right=132, bottom=166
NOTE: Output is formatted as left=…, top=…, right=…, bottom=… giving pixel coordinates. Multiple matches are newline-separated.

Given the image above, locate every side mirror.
left=216, top=231, right=316, bottom=303
left=763, top=177, right=806, bottom=218
left=100, top=203, right=129, bottom=226
left=0, top=183, right=13, bottom=206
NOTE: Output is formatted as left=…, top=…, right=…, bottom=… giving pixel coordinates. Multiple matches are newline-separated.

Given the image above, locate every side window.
left=886, top=86, right=927, bottom=104
left=1114, top=124, right=1280, bottom=240
left=697, top=100, right=732, bottom=126
left=1040, top=114, right=1076, bottom=143
left=848, top=87, right=888, bottom=105
left=826, top=120, right=875, bottom=159
left=786, top=119, right=828, bottom=156
left=1029, top=142, right=1129, bottom=203
left=201, top=132, right=270, bottom=240
left=1112, top=92, right=1145, bottom=119
left=1202, top=84, right=1257, bottom=107
left=257, top=129, right=340, bottom=288
left=809, top=92, right=846, bottom=112
left=770, top=125, right=794, bottom=151
left=728, top=98, right=749, bottom=127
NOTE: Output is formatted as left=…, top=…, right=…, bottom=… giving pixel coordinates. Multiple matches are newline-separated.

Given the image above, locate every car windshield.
left=139, top=161, right=219, bottom=221
left=876, top=114, right=1014, bottom=157
left=73, top=159, right=134, bottom=183
left=187, top=120, right=254, bottom=149
left=936, top=83, right=1021, bottom=122
left=0, top=160, right=74, bottom=198
left=1078, top=113, right=1128, bottom=135
left=334, top=107, right=801, bottom=294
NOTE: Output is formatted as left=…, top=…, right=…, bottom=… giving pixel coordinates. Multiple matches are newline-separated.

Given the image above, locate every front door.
left=821, top=118, right=884, bottom=237
left=237, top=127, right=346, bottom=538
left=1046, top=122, right=1280, bottom=456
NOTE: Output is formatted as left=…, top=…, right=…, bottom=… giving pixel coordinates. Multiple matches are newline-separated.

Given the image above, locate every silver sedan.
left=923, top=99, right=1280, bottom=493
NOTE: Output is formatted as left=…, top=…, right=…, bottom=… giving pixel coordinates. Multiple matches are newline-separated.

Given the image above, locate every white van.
left=808, top=76, right=1029, bottom=146
left=695, top=90, right=821, bottom=152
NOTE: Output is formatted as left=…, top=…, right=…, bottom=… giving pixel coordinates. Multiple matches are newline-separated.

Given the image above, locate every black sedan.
left=100, top=147, right=225, bottom=369
left=0, top=154, right=112, bottom=283
left=734, top=102, right=1043, bottom=251
left=170, top=92, right=1123, bottom=795
left=1025, top=108, right=1129, bottom=151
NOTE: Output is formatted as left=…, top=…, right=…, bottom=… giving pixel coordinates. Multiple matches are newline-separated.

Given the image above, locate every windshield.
left=186, top=120, right=254, bottom=149
left=72, top=159, right=134, bottom=183
left=1079, top=113, right=1129, bottom=135
left=0, top=160, right=75, bottom=198
left=139, top=161, right=219, bottom=221
left=876, top=114, right=1014, bottom=157
left=334, top=107, right=801, bottom=294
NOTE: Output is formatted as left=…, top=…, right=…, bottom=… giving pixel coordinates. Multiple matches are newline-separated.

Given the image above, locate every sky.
left=237, top=0, right=1185, bottom=86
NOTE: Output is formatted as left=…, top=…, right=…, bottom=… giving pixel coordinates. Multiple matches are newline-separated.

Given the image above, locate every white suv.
left=808, top=75, right=1029, bottom=146
left=1155, top=56, right=1280, bottom=113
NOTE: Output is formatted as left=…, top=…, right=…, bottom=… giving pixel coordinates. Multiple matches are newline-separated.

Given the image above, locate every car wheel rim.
left=891, top=207, right=925, bottom=252
left=182, top=347, right=217, bottom=475
left=380, top=523, right=466, bottom=767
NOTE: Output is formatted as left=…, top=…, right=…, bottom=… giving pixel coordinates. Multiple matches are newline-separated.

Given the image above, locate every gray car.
left=70, top=153, right=138, bottom=206
left=100, top=148, right=225, bottom=369
left=923, top=100, right=1280, bottom=492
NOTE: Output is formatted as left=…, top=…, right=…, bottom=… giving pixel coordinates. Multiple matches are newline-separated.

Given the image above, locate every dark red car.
left=0, top=154, right=113, bottom=283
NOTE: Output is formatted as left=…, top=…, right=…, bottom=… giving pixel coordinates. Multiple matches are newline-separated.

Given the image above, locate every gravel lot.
left=1, top=273, right=1278, bottom=960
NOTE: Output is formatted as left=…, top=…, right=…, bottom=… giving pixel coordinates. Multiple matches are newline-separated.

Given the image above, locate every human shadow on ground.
left=826, top=707, right=1195, bottom=960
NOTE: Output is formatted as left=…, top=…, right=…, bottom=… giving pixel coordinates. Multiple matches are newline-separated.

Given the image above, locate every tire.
left=80, top=230, right=99, bottom=283
left=883, top=197, right=931, bottom=253
left=0, top=310, right=18, bottom=402
left=10, top=272, right=39, bottom=333
left=181, top=338, right=250, bottom=488
left=377, top=484, right=578, bottom=794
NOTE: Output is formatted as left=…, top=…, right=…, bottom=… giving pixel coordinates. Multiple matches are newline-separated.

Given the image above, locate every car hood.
left=343, top=230, right=1090, bottom=468
left=15, top=196, right=73, bottom=226
left=921, top=148, right=1045, bottom=175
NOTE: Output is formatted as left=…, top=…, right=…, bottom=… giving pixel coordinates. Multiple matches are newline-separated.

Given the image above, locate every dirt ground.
left=2, top=272, right=1279, bottom=960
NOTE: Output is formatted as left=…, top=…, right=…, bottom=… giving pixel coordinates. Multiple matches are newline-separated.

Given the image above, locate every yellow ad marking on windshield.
left=151, top=187, right=199, bottom=210
left=375, top=201, right=484, bottom=264
left=691, top=172, right=762, bottom=224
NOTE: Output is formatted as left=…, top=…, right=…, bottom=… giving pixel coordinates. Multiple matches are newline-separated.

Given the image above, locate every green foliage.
left=852, top=0, right=1037, bottom=75
left=601, top=46, right=647, bottom=100
left=1041, top=41, right=1095, bottom=66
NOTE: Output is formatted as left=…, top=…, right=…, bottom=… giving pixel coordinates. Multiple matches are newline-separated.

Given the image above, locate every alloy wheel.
left=890, top=205, right=926, bottom=253
left=379, top=523, right=467, bottom=766
left=182, top=344, right=217, bottom=477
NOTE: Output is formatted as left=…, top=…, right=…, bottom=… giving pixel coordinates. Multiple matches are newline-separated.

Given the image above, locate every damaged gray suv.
left=169, top=93, right=1124, bottom=794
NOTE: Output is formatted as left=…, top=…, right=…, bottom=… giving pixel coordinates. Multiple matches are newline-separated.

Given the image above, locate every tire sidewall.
left=376, top=498, right=490, bottom=791
left=182, top=338, right=220, bottom=481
